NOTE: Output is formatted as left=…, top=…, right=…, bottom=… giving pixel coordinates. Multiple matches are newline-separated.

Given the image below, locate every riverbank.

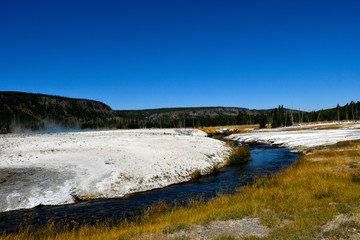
left=2, top=125, right=360, bottom=239
left=2, top=141, right=360, bottom=238
left=0, top=129, right=231, bottom=212
left=226, top=123, right=360, bottom=150
left=0, top=143, right=293, bottom=233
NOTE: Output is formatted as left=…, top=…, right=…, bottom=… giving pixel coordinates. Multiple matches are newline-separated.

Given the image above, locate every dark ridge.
left=0, top=91, right=358, bottom=132
left=0, top=91, right=115, bottom=132
left=114, top=106, right=302, bottom=119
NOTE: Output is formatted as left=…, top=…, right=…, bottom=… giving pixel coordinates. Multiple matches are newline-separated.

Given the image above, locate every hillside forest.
left=0, top=92, right=359, bottom=133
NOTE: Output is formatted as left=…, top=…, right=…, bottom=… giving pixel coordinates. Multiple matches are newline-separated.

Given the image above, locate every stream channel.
left=0, top=142, right=298, bottom=232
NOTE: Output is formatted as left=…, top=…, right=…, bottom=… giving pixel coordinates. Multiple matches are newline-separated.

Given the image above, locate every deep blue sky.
left=1, top=0, right=359, bottom=111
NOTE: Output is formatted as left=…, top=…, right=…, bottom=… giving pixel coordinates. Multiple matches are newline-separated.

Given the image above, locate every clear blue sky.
left=1, top=0, right=359, bottom=111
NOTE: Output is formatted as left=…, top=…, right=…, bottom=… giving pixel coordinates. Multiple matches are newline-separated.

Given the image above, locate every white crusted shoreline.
left=0, top=129, right=231, bottom=212
left=226, top=124, right=360, bottom=149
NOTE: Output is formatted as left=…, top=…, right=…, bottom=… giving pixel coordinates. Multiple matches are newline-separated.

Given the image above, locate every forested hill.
left=0, top=92, right=358, bottom=132
left=113, top=107, right=269, bottom=128
left=114, top=106, right=303, bottom=128
left=115, top=107, right=271, bottom=119
left=0, top=92, right=115, bottom=131
left=0, top=91, right=286, bottom=131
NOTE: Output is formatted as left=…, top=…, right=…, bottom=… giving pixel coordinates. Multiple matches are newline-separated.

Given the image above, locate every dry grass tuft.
left=226, top=146, right=252, bottom=166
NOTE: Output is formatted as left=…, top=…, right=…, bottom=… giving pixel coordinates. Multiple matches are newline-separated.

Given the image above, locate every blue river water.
left=0, top=143, right=298, bottom=232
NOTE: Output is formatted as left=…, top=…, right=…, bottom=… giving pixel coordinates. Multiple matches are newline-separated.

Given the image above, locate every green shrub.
left=212, top=134, right=223, bottom=140
left=210, top=166, right=220, bottom=175
left=190, top=170, right=202, bottom=180
left=227, top=146, right=251, bottom=166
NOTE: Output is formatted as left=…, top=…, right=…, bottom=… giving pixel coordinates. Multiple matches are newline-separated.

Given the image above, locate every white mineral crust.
left=226, top=126, right=360, bottom=149
left=0, top=129, right=231, bottom=212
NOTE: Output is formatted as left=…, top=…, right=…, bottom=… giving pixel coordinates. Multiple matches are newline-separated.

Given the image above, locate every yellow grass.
left=197, top=124, right=259, bottom=133
left=196, top=128, right=220, bottom=134
left=2, top=140, right=360, bottom=239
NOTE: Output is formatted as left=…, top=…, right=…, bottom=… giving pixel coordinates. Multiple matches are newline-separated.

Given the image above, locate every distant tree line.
left=0, top=91, right=359, bottom=132
left=115, top=101, right=360, bottom=129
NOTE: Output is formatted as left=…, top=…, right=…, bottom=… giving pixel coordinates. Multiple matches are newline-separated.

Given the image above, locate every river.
left=0, top=143, right=298, bottom=232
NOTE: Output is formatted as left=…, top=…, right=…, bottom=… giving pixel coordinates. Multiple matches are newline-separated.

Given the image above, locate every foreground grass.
left=2, top=140, right=360, bottom=239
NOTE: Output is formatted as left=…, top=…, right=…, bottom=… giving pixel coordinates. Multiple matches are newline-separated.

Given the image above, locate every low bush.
left=190, top=170, right=202, bottom=180
left=226, top=146, right=252, bottom=166
left=210, top=166, right=220, bottom=175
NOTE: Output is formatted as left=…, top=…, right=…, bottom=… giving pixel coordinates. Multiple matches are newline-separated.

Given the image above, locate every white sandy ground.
left=226, top=123, right=360, bottom=149
left=255, top=121, right=360, bottom=131
left=0, top=129, right=231, bottom=212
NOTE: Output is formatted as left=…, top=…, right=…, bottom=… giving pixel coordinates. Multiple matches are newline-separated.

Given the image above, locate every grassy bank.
left=205, top=128, right=253, bottom=167
left=2, top=140, right=360, bottom=239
